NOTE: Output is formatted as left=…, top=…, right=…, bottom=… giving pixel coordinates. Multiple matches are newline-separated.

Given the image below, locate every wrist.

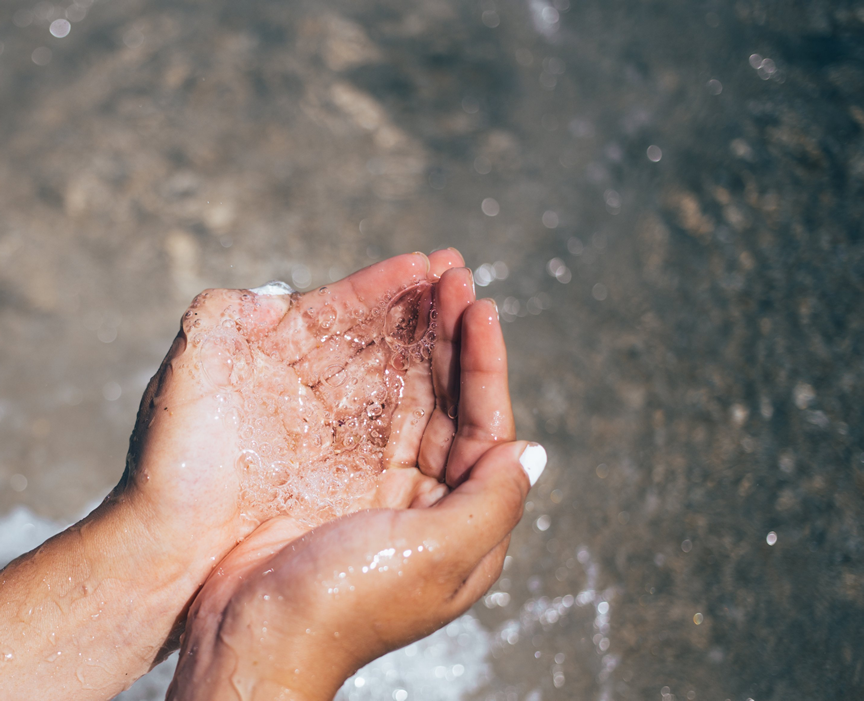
left=0, top=489, right=218, bottom=700
left=169, top=593, right=351, bottom=701
left=82, top=491, right=214, bottom=653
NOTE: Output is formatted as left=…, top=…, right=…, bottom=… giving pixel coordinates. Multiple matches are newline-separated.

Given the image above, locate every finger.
left=427, top=248, right=464, bottom=280
left=418, top=268, right=475, bottom=479
left=382, top=360, right=435, bottom=469
left=445, top=299, right=515, bottom=487
left=410, top=480, right=450, bottom=508
left=263, top=252, right=432, bottom=364
left=431, top=441, right=545, bottom=571
left=372, top=468, right=445, bottom=510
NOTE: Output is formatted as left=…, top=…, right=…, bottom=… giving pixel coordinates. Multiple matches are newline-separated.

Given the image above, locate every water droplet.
left=366, top=402, right=383, bottom=418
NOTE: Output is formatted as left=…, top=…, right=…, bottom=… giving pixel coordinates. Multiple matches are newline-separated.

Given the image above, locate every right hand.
left=166, top=299, right=546, bottom=701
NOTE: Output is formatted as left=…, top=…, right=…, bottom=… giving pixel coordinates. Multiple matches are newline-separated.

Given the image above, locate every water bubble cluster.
left=191, top=281, right=437, bottom=525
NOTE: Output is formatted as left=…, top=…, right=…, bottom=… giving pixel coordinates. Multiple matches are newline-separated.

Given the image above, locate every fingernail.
left=249, top=281, right=294, bottom=296
left=482, top=297, right=499, bottom=319
left=447, top=247, right=465, bottom=264
left=467, top=268, right=475, bottom=296
left=519, top=443, right=547, bottom=487
left=413, top=252, right=431, bottom=274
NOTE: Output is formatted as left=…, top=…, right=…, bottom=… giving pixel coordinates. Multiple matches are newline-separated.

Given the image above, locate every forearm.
left=0, top=495, right=203, bottom=701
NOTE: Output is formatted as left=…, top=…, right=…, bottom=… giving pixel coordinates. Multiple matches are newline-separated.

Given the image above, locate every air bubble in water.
left=317, top=305, right=338, bottom=331
left=324, top=365, right=347, bottom=387
left=366, top=402, right=383, bottom=418
left=236, top=449, right=262, bottom=473
left=342, top=434, right=358, bottom=449
left=384, top=283, right=433, bottom=350
left=391, top=352, right=410, bottom=372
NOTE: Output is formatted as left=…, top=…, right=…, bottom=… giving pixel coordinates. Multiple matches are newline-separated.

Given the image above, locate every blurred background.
left=1, top=0, right=863, bottom=699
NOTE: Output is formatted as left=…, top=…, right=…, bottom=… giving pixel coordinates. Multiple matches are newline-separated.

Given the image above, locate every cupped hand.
left=0, top=250, right=490, bottom=701
left=166, top=300, right=545, bottom=701
left=116, top=251, right=471, bottom=599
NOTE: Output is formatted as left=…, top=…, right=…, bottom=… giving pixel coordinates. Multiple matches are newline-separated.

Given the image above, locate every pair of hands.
left=157, top=250, right=545, bottom=700
left=0, top=249, right=544, bottom=700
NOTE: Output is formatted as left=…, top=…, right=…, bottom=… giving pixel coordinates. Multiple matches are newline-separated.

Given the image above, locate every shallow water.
left=1, top=0, right=863, bottom=699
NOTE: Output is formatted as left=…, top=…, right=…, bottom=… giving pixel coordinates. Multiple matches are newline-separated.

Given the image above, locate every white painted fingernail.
left=519, top=443, right=547, bottom=487
left=249, top=281, right=294, bottom=296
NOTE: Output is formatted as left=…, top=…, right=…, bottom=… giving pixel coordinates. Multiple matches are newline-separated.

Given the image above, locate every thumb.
left=429, top=440, right=547, bottom=570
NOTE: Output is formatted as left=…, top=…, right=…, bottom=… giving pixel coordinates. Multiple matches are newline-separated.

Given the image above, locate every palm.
left=168, top=293, right=520, bottom=701
left=121, top=252, right=464, bottom=557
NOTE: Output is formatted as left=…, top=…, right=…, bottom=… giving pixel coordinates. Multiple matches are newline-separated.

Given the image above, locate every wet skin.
left=2, top=250, right=521, bottom=700
left=167, top=299, right=529, bottom=701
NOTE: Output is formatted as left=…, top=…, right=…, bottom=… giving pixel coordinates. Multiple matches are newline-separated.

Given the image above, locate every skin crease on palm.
left=121, top=250, right=476, bottom=560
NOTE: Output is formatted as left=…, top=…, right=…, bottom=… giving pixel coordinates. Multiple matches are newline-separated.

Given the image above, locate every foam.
left=248, top=281, right=295, bottom=296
